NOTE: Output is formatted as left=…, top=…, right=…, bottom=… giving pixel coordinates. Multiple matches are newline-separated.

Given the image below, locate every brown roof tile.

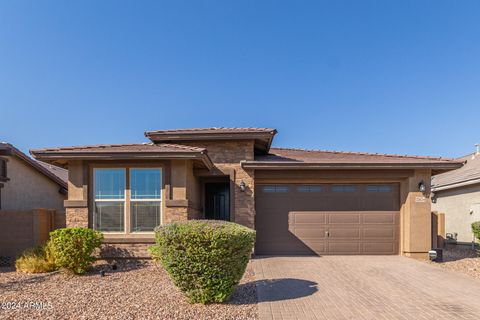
left=30, top=143, right=214, bottom=170
left=258, top=147, right=458, bottom=164
left=243, top=147, right=463, bottom=171
left=30, top=143, right=207, bottom=154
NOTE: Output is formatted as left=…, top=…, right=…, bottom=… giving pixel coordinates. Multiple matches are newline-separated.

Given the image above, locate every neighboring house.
left=432, top=145, right=480, bottom=244
left=30, top=128, right=462, bottom=259
left=0, top=142, right=67, bottom=214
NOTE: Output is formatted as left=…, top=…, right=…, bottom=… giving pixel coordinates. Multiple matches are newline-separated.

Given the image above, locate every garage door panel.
left=328, top=242, right=361, bottom=254
left=328, top=212, right=361, bottom=224
left=328, top=227, right=361, bottom=240
left=257, top=241, right=323, bottom=255
left=363, top=242, right=396, bottom=254
left=290, top=227, right=327, bottom=239
left=363, top=212, right=396, bottom=224
left=363, top=227, right=396, bottom=239
left=300, top=241, right=328, bottom=254
left=289, top=211, right=327, bottom=224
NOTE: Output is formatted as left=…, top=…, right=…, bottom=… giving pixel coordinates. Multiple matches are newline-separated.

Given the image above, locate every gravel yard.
left=0, top=261, right=258, bottom=320
left=428, top=245, right=480, bottom=279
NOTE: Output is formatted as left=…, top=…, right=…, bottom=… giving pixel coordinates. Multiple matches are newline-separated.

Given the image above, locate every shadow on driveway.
left=234, top=278, right=318, bottom=304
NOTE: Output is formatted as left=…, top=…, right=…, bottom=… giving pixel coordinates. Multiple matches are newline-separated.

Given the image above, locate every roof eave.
left=31, top=151, right=215, bottom=171
left=432, top=178, right=480, bottom=192
left=241, top=161, right=464, bottom=171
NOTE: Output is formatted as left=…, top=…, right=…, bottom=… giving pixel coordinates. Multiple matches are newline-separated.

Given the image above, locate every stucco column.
left=64, top=160, right=89, bottom=228
left=402, top=169, right=432, bottom=259
left=164, top=160, right=189, bottom=224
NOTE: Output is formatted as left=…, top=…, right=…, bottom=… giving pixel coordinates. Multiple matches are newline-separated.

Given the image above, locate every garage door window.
left=262, top=185, right=289, bottom=193
left=297, top=185, right=322, bottom=193
left=367, top=185, right=393, bottom=193
left=332, top=185, right=357, bottom=193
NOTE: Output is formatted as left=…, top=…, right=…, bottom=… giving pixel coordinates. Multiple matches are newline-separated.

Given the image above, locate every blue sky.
left=1, top=1, right=479, bottom=158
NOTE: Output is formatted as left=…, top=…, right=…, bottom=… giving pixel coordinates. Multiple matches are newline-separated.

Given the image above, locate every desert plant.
left=48, top=227, right=103, bottom=274
left=15, top=245, right=56, bottom=273
left=472, top=221, right=480, bottom=242
left=150, top=220, right=255, bottom=304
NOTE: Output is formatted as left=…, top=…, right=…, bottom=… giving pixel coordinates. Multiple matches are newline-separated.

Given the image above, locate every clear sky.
left=1, top=1, right=479, bottom=158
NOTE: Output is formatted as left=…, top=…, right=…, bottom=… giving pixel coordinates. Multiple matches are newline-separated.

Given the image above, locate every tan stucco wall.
left=400, top=169, right=432, bottom=259
left=1, top=156, right=65, bottom=214
left=432, top=184, right=480, bottom=243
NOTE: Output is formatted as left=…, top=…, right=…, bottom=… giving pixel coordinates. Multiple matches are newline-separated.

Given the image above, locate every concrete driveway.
left=253, top=256, right=480, bottom=320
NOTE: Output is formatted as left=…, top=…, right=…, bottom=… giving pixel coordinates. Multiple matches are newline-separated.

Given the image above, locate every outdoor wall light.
left=418, top=180, right=426, bottom=193
left=240, top=180, right=246, bottom=192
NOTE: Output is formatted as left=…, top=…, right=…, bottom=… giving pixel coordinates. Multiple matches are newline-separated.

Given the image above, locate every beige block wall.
left=1, top=156, right=65, bottom=214
left=432, top=184, right=480, bottom=243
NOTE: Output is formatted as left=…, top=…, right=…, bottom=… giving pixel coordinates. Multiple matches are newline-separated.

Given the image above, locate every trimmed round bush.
left=472, top=221, right=480, bottom=242
left=150, top=220, right=256, bottom=304
left=48, top=227, right=103, bottom=274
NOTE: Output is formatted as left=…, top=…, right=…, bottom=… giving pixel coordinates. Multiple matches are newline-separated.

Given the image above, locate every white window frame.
left=129, top=168, right=162, bottom=234
left=93, top=168, right=127, bottom=234
left=92, top=167, right=163, bottom=235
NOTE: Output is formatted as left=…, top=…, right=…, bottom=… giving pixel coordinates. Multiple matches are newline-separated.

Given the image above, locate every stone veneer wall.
left=66, top=207, right=88, bottom=228
left=178, top=140, right=256, bottom=229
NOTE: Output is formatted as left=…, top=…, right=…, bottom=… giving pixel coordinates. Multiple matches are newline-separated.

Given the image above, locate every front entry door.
left=205, top=182, right=230, bottom=221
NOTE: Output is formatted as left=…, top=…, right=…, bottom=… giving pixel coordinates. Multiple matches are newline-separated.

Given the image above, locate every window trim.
left=91, top=166, right=164, bottom=236
left=129, top=168, right=162, bottom=234
left=261, top=185, right=289, bottom=193
left=297, top=185, right=323, bottom=193
left=92, top=168, right=127, bottom=234
left=366, top=184, right=394, bottom=193
left=331, top=184, right=357, bottom=193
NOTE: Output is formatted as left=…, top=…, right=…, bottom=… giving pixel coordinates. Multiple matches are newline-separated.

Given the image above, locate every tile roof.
left=145, top=127, right=276, bottom=135
left=36, top=161, right=69, bottom=183
left=30, top=143, right=207, bottom=154
left=30, top=143, right=214, bottom=170
left=255, top=147, right=459, bottom=164
left=432, top=153, right=480, bottom=190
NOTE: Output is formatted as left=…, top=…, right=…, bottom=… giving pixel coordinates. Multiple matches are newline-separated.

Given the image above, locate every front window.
left=94, top=169, right=125, bottom=232
left=130, top=168, right=161, bottom=232
left=93, top=168, right=162, bottom=233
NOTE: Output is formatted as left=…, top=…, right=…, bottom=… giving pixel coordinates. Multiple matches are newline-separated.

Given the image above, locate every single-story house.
left=30, top=128, right=463, bottom=259
left=432, top=145, right=480, bottom=244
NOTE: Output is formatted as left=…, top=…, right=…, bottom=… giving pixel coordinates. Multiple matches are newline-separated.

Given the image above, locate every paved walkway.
left=253, top=256, right=480, bottom=320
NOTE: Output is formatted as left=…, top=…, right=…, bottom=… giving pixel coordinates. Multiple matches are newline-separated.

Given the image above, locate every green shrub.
left=15, top=245, right=56, bottom=273
left=150, top=220, right=255, bottom=304
left=472, top=221, right=480, bottom=242
left=48, top=228, right=103, bottom=274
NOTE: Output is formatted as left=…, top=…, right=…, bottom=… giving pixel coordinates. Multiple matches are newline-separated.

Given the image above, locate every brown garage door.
left=255, top=184, right=400, bottom=255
